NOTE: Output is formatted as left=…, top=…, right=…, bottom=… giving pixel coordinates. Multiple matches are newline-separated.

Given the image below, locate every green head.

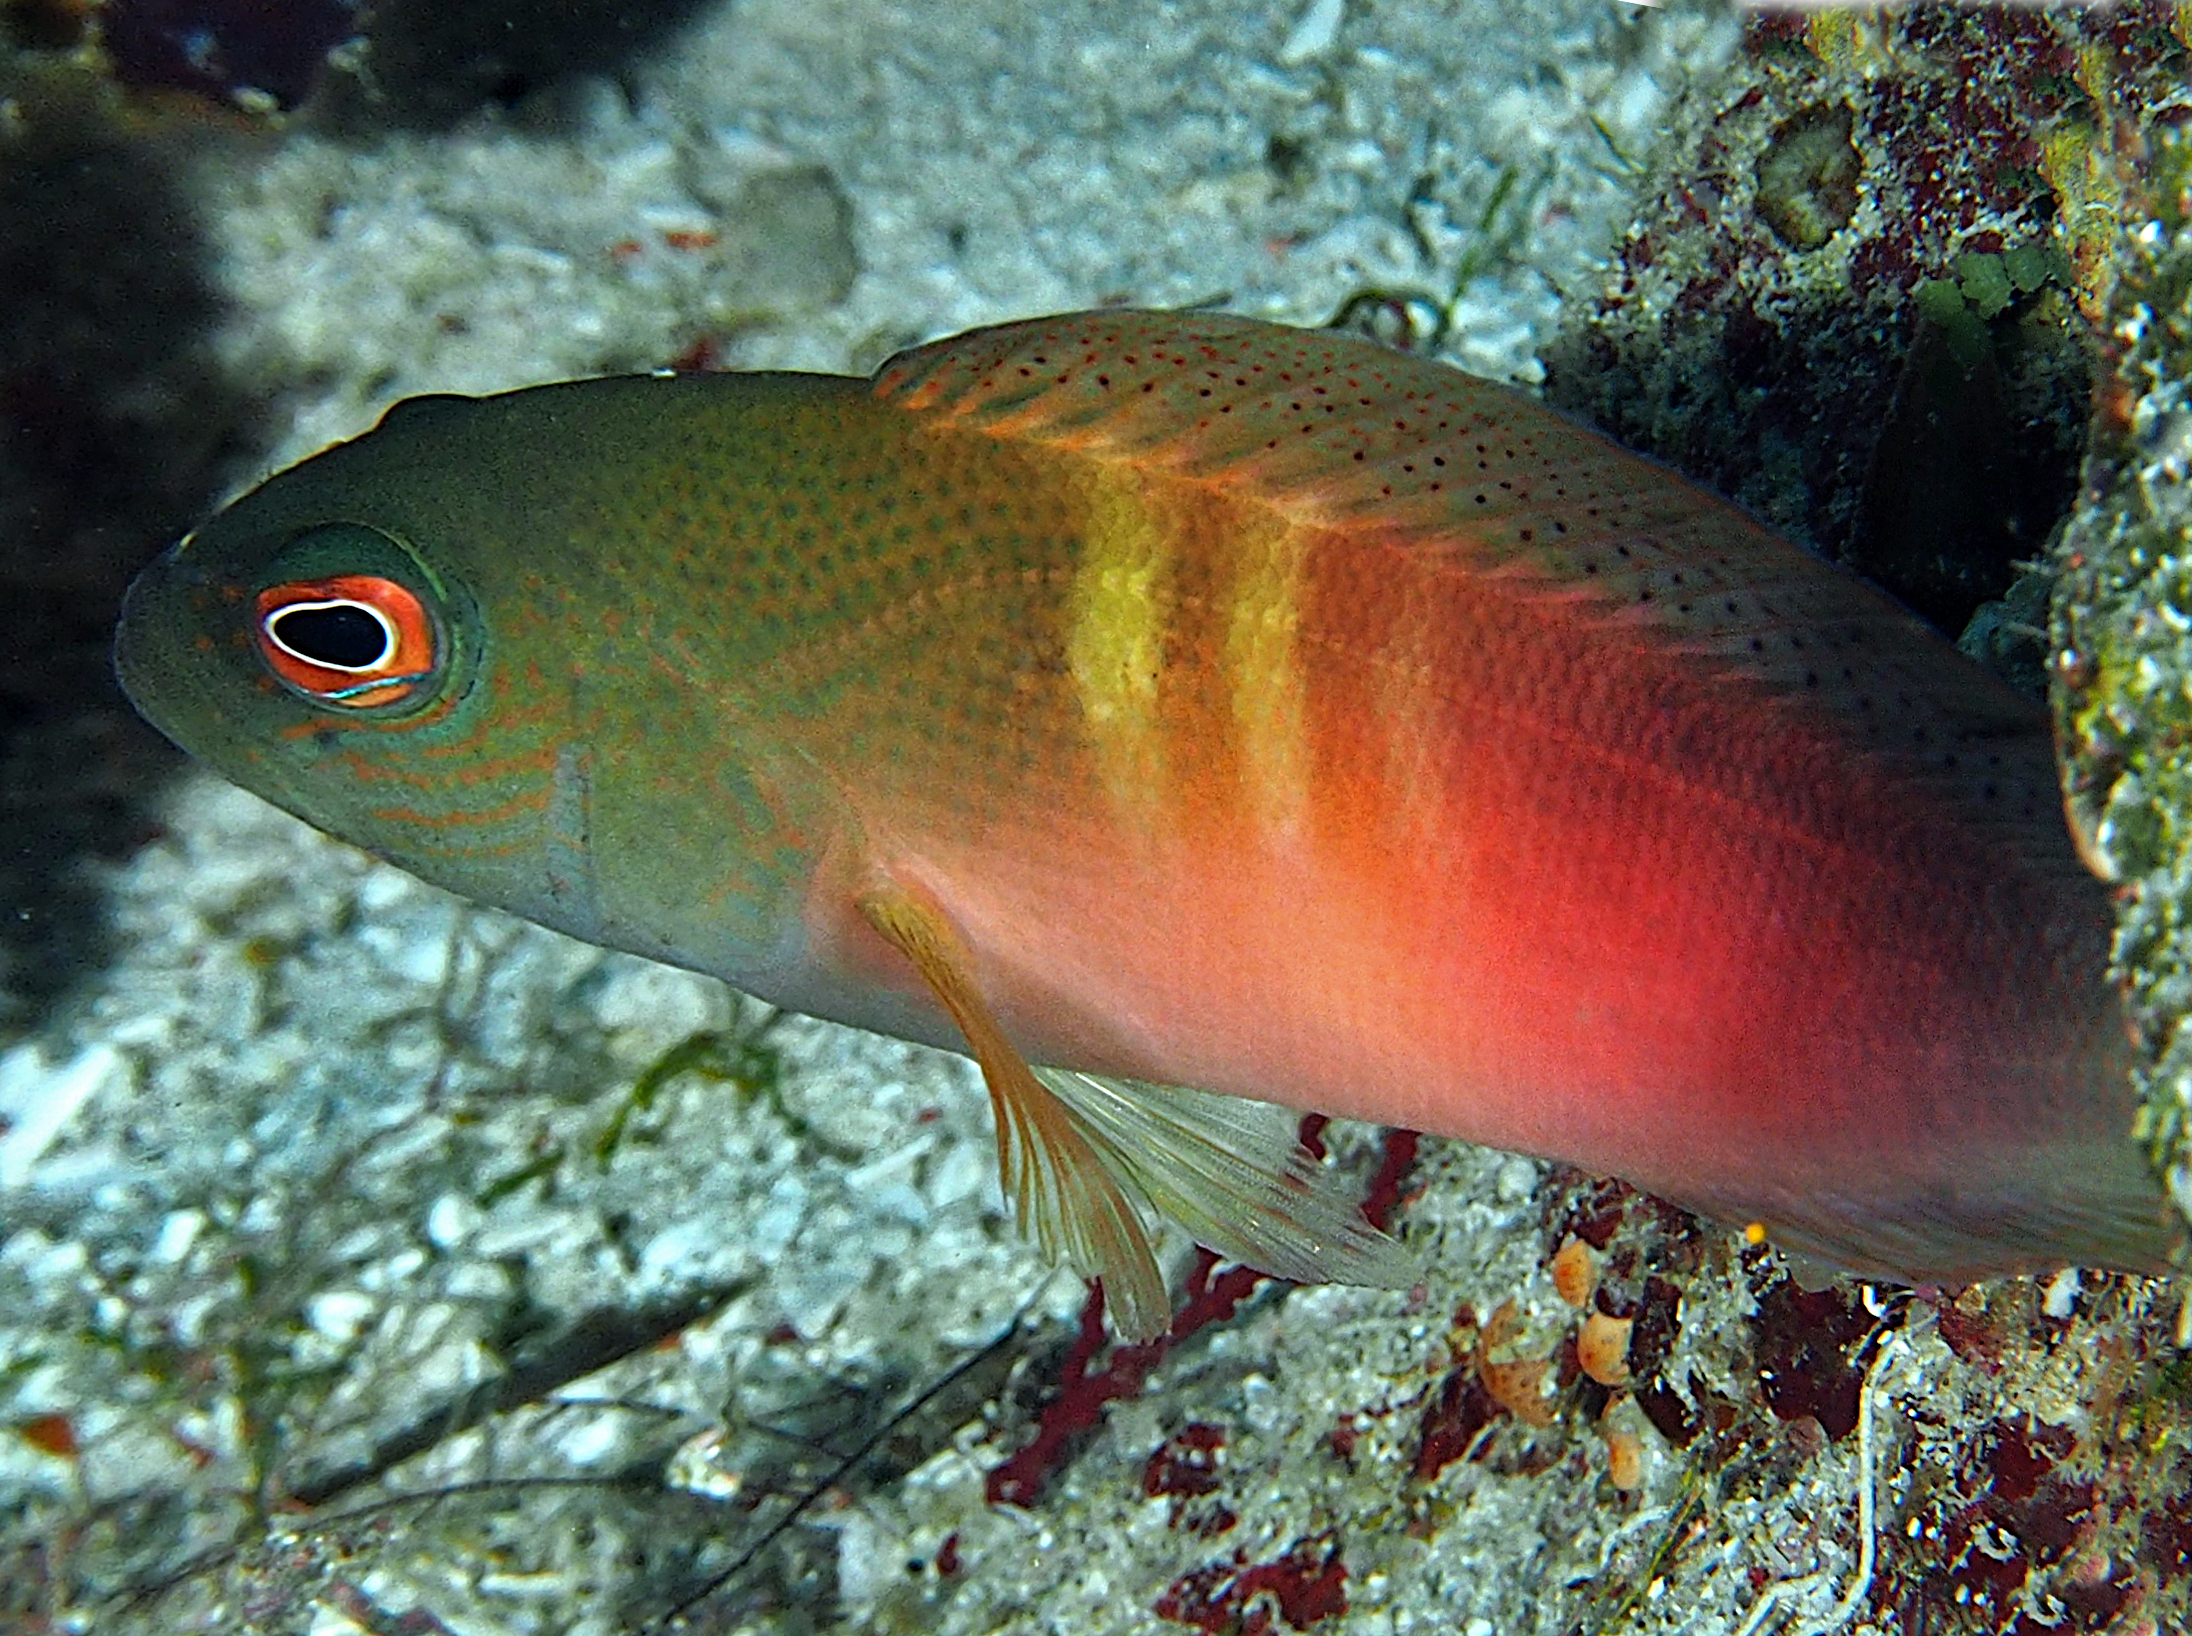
left=115, top=375, right=861, bottom=989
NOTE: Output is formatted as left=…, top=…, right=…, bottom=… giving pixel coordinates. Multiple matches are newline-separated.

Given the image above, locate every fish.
left=113, top=309, right=2180, bottom=1339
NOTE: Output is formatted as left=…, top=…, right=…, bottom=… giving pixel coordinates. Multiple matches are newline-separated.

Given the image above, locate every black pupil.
left=273, top=604, right=389, bottom=669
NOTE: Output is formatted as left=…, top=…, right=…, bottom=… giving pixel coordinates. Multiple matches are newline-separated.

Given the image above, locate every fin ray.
left=1034, top=1066, right=1415, bottom=1290
left=857, top=882, right=1413, bottom=1338
left=859, top=884, right=1171, bottom=1340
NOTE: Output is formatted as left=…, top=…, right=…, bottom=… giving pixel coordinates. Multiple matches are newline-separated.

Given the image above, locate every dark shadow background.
left=349, top=0, right=720, bottom=129
left=0, top=67, right=260, bottom=1028
left=0, top=0, right=721, bottom=1030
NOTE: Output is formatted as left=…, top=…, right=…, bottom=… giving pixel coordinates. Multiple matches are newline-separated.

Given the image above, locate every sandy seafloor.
left=6, top=2, right=2192, bottom=1633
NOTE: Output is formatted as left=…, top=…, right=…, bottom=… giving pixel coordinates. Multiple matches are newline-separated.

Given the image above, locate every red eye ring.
left=254, top=574, right=437, bottom=709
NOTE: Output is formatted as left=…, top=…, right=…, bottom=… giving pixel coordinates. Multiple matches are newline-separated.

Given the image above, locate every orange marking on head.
left=370, top=784, right=551, bottom=830
left=317, top=691, right=461, bottom=735
left=337, top=740, right=557, bottom=787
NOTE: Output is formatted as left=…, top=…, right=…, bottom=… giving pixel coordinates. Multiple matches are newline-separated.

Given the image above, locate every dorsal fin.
left=872, top=310, right=2080, bottom=888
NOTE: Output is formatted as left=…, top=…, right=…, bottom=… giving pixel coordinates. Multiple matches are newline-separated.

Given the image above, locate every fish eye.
left=253, top=572, right=439, bottom=710
left=267, top=600, right=393, bottom=669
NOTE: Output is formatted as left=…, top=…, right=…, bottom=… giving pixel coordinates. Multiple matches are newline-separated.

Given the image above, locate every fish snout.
left=113, top=544, right=189, bottom=740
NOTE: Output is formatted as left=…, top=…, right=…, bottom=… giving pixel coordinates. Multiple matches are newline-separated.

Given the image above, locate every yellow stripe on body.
left=1223, top=514, right=1314, bottom=844
left=1066, top=466, right=1177, bottom=823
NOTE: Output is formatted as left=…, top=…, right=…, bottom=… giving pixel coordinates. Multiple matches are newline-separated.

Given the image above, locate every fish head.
left=116, top=376, right=867, bottom=990
left=115, top=389, right=630, bottom=951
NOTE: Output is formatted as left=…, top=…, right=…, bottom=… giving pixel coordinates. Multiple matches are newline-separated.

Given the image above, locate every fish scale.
left=116, top=309, right=2178, bottom=1340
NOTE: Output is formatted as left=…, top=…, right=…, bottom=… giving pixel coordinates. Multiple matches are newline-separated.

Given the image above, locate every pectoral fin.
left=1031, top=1066, right=1416, bottom=1292
left=859, top=883, right=1171, bottom=1340
left=857, top=883, right=1415, bottom=1343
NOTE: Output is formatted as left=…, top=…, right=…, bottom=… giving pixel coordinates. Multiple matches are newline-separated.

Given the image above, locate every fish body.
left=115, top=311, right=2177, bottom=1332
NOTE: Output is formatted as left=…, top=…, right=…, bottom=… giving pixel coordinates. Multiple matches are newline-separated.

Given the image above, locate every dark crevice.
left=0, top=68, right=271, bottom=1028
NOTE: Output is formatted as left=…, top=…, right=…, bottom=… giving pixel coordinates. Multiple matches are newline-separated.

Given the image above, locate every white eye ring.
left=262, top=598, right=399, bottom=673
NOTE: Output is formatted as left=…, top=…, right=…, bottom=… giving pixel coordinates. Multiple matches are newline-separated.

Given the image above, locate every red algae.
left=1411, top=1363, right=1500, bottom=1483
left=986, top=1252, right=1270, bottom=1508
left=1359, top=1129, right=1419, bottom=1234
left=987, top=1116, right=1402, bottom=1507
left=1847, top=1276, right=2192, bottom=1632
left=1628, top=1276, right=1699, bottom=1448
left=13, top=1414, right=77, bottom=1460
left=1750, top=1276, right=1878, bottom=1441
left=1554, top=1177, right=1641, bottom=1253
left=1154, top=1532, right=1349, bottom=1634
left=1145, top=1423, right=1227, bottom=1501
left=1935, top=1290, right=2012, bottom=1376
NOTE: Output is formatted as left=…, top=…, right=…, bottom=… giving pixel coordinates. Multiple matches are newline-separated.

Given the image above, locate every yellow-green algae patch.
left=2053, top=119, right=2192, bottom=1227
left=1754, top=102, right=1859, bottom=251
